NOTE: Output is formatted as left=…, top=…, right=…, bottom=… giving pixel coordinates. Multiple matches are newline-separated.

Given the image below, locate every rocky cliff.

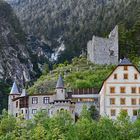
left=0, top=0, right=52, bottom=86
left=0, top=0, right=31, bottom=84
left=8, top=0, right=140, bottom=62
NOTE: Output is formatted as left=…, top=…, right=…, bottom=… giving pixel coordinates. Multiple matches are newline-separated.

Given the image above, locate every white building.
left=100, top=58, right=140, bottom=121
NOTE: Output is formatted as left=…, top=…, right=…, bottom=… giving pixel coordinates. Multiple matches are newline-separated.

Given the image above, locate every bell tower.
left=8, top=81, right=20, bottom=114
left=56, top=75, right=65, bottom=100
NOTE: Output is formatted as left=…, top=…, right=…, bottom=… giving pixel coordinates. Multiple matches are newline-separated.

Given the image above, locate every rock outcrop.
left=0, top=1, right=52, bottom=85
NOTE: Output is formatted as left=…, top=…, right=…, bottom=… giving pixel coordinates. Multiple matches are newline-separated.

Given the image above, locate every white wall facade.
left=100, top=65, right=140, bottom=121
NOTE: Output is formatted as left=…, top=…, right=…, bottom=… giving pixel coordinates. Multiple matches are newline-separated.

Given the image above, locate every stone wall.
left=87, top=26, right=118, bottom=65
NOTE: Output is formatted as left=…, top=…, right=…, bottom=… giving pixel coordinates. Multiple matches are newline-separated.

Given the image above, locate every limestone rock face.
left=0, top=1, right=52, bottom=85
left=0, top=1, right=32, bottom=84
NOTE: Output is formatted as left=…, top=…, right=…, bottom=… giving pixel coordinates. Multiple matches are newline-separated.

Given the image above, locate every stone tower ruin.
left=87, top=26, right=118, bottom=65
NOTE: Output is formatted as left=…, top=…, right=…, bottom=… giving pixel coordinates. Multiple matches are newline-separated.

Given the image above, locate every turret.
left=56, top=75, right=65, bottom=100
left=8, top=81, right=20, bottom=114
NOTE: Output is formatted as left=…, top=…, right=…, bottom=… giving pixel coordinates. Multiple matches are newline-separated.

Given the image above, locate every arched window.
left=60, top=108, right=64, bottom=111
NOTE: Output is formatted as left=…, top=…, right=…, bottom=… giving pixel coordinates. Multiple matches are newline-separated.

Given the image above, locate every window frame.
left=120, top=98, right=126, bottom=105
left=43, top=97, right=50, bottom=104
left=134, top=74, right=138, bottom=80
left=124, top=66, right=128, bottom=71
left=16, top=101, right=18, bottom=108
left=110, top=87, right=115, bottom=94
left=110, top=109, right=116, bottom=116
left=133, top=110, right=138, bottom=116
left=110, top=98, right=115, bottom=105
left=32, top=97, right=38, bottom=104
left=120, top=87, right=126, bottom=93
left=131, top=87, right=136, bottom=94
left=131, top=98, right=137, bottom=105
left=124, top=73, right=128, bottom=79
left=114, top=74, right=117, bottom=79
left=32, top=109, right=37, bottom=114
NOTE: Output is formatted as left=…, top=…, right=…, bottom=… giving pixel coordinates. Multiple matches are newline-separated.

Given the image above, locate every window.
left=43, top=97, right=50, bottom=104
left=42, top=109, right=46, bottom=112
left=32, top=97, right=38, bottom=104
left=111, top=109, right=116, bottom=116
left=121, top=109, right=127, bottom=114
left=110, top=98, right=115, bottom=105
left=131, top=87, right=136, bottom=93
left=120, top=87, right=125, bottom=93
left=26, top=110, right=28, bottom=114
left=110, top=87, right=115, bottom=93
left=120, top=98, right=126, bottom=105
left=60, top=108, right=64, bottom=111
left=134, top=74, right=138, bottom=80
left=133, top=110, right=138, bottom=116
left=32, top=109, right=37, bottom=114
left=16, top=113, right=18, bottom=117
left=124, top=74, right=128, bottom=79
left=114, top=74, right=117, bottom=79
left=16, top=101, right=18, bottom=108
left=132, top=98, right=137, bottom=105
left=124, top=66, right=128, bottom=70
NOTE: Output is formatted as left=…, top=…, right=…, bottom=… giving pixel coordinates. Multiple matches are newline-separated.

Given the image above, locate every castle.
left=8, top=75, right=99, bottom=120
left=8, top=58, right=140, bottom=121
left=87, top=26, right=118, bottom=65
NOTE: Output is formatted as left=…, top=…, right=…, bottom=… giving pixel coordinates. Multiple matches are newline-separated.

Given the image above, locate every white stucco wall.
left=100, top=65, right=140, bottom=120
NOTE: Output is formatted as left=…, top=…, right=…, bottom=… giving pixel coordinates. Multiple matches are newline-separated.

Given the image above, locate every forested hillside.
left=28, top=57, right=115, bottom=94
left=9, top=0, right=140, bottom=62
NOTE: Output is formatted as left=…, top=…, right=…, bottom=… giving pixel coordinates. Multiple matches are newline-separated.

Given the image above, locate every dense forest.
left=1, top=106, right=140, bottom=140
left=9, top=0, right=140, bottom=62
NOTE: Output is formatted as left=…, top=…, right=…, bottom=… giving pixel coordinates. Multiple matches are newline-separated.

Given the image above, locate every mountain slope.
left=0, top=0, right=53, bottom=86
left=0, top=0, right=32, bottom=84
left=9, top=0, right=140, bottom=62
